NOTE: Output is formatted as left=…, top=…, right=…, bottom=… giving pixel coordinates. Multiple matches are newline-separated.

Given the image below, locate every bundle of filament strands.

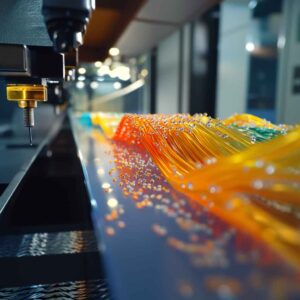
left=92, top=112, right=300, bottom=266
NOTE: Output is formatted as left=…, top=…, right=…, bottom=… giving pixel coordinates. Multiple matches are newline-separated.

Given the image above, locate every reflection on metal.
left=91, top=78, right=145, bottom=110
left=0, top=279, right=110, bottom=300
left=0, top=230, right=98, bottom=257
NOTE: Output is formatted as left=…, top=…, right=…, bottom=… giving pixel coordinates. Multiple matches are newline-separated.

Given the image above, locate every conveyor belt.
left=70, top=113, right=300, bottom=300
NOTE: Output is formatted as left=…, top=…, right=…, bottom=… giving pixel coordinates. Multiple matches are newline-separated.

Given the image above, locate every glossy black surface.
left=0, top=109, right=64, bottom=216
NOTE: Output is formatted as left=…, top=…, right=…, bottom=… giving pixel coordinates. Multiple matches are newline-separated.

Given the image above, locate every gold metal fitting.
left=6, top=83, right=48, bottom=126
left=6, top=84, right=47, bottom=107
left=6, top=84, right=48, bottom=145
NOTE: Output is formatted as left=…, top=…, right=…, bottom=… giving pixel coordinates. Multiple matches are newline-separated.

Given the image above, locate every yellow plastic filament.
left=111, top=113, right=300, bottom=266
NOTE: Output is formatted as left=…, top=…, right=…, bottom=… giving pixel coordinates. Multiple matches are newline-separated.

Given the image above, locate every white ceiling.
left=116, top=21, right=175, bottom=56
left=138, top=0, right=210, bottom=24
left=116, top=0, right=220, bottom=57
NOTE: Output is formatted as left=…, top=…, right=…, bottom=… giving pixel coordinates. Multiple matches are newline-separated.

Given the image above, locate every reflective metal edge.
left=0, top=230, right=98, bottom=257
left=0, top=279, right=110, bottom=300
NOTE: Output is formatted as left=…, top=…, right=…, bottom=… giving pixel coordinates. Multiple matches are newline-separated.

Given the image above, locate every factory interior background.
left=70, top=0, right=299, bottom=124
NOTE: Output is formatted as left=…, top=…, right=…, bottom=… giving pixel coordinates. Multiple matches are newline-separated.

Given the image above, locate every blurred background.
left=69, top=0, right=300, bottom=124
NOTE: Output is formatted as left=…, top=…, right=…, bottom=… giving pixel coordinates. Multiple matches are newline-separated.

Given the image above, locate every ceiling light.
left=114, top=65, right=130, bottom=81
left=248, top=0, right=257, bottom=9
left=94, top=61, right=102, bottom=68
left=76, top=81, right=85, bottom=89
left=119, top=73, right=131, bottom=81
left=104, top=57, right=112, bottom=65
left=78, top=67, right=86, bottom=74
left=245, top=42, right=255, bottom=52
left=109, top=47, right=120, bottom=57
left=97, top=65, right=110, bottom=76
left=110, top=70, right=118, bottom=78
left=90, top=81, right=99, bottom=89
left=141, top=69, right=149, bottom=78
left=113, top=82, right=122, bottom=90
left=277, top=36, right=285, bottom=49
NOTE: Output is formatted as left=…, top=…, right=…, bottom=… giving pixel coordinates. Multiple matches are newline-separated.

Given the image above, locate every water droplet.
left=265, top=165, right=275, bottom=175
left=252, top=180, right=264, bottom=189
left=209, top=185, right=220, bottom=193
left=195, top=162, right=202, bottom=169
left=107, top=197, right=119, bottom=208
left=102, top=182, right=111, bottom=189
left=187, top=183, right=193, bottom=190
left=106, top=227, right=115, bottom=236
left=118, top=221, right=126, bottom=228
left=255, top=160, right=264, bottom=168
left=178, top=281, right=194, bottom=298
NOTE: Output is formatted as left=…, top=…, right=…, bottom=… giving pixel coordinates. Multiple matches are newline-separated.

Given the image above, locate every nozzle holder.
left=7, top=84, right=47, bottom=105
left=6, top=84, right=48, bottom=128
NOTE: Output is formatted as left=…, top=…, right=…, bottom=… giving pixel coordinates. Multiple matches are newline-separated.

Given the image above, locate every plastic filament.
left=92, top=112, right=300, bottom=266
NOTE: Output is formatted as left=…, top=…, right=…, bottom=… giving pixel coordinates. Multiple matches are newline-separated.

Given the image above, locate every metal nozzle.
left=6, top=84, right=47, bottom=146
left=24, top=108, right=34, bottom=146
left=28, top=127, right=33, bottom=146
left=23, top=107, right=34, bottom=127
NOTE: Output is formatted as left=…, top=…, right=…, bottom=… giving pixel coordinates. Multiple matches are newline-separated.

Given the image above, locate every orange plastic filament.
left=111, top=113, right=300, bottom=265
